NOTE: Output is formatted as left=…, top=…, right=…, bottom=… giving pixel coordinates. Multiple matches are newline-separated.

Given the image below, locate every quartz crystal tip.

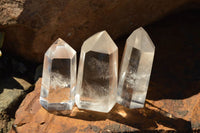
left=117, top=27, right=155, bottom=109
left=75, top=31, right=118, bottom=113
left=127, top=27, right=155, bottom=52
left=40, top=38, right=77, bottom=111
left=81, top=30, right=118, bottom=54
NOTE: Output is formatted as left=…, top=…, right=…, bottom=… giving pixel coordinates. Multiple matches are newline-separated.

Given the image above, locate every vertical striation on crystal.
left=40, top=38, right=76, bottom=111
left=75, top=31, right=118, bottom=113
left=117, top=27, right=155, bottom=109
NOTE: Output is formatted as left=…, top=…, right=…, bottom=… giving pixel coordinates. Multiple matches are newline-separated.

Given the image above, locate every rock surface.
left=0, top=88, right=23, bottom=133
left=0, top=76, right=33, bottom=133
left=9, top=78, right=199, bottom=132
left=0, top=88, right=24, bottom=113
left=0, top=78, right=25, bottom=133
left=0, top=0, right=198, bottom=62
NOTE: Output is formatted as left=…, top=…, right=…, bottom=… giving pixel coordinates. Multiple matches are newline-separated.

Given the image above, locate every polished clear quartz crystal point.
left=40, top=38, right=76, bottom=111
left=75, top=31, right=118, bottom=113
left=117, top=27, right=155, bottom=109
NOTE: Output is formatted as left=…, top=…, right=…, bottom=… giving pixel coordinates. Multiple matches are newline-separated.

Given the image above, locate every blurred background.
left=0, top=0, right=200, bottom=132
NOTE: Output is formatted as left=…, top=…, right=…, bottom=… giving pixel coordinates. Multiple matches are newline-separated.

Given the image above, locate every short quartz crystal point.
left=40, top=38, right=76, bottom=111
left=75, top=31, right=118, bottom=113
left=117, top=27, right=155, bottom=109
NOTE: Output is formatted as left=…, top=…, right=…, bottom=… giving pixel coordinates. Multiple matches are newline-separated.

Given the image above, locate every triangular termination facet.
left=126, top=27, right=155, bottom=52
left=82, top=31, right=118, bottom=54
left=45, top=38, right=76, bottom=59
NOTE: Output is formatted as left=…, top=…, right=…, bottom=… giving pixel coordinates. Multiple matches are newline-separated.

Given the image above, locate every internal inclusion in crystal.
left=40, top=38, right=76, bottom=111
left=117, top=27, right=155, bottom=109
left=75, top=31, right=118, bottom=113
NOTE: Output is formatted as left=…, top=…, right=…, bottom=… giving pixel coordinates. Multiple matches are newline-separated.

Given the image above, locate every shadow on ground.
left=48, top=103, right=192, bottom=132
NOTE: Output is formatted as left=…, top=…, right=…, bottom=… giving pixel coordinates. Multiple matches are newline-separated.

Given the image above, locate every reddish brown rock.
left=0, top=0, right=198, bottom=62
left=9, top=78, right=199, bottom=132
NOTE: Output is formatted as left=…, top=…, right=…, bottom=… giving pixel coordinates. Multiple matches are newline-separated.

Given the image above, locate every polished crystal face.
left=75, top=31, right=118, bottom=113
left=117, top=27, right=155, bottom=109
left=40, top=38, right=76, bottom=111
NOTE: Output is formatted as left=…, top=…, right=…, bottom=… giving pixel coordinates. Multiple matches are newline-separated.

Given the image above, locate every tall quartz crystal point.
left=117, top=27, right=155, bottom=109
left=75, top=31, right=118, bottom=113
left=40, top=38, right=76, bottom=111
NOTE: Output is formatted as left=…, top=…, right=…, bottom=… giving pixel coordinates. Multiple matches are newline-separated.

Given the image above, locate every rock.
left=0, top=85, right=24, bottom=133
left=13, top=77, right=32, bottom=91
left=0, top=112, right=14, bottom=133
left=0, top=76, right=34, bottom=133
left=9, top=78, right=199, bottom=133
left=0, top=89, right=24, bottom=113
left=0, top=0, right=198, bottom=62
